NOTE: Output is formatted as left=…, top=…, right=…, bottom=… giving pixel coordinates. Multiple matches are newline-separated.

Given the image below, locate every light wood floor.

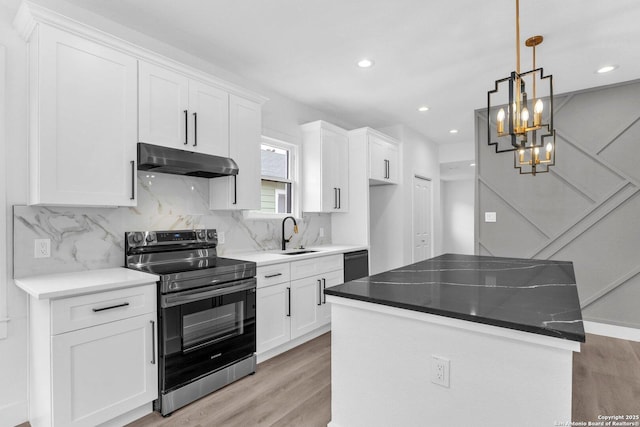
left=127, top=332, right=640, bottom=427
left=127, top=332, right=331, bottom=427
left=572, top=333, right=640, bottom=420
left=17, top=331, right=640, bottom=427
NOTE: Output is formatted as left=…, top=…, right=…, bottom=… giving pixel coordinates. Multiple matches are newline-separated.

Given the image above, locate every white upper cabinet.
left=301, top=121, right=349, bottom=213
left=138, top=61, right=189, bottom=149
left=25, top=24, right=138, bottom=206
left=368, top=131, right=400, bottom=185
left=188, top=80, right=230, bottom=157
left=209, top=94, right=262, bottom=210
left=15, top=2, right=267, bottom=208
left=139, top=61, right=230, bottom=156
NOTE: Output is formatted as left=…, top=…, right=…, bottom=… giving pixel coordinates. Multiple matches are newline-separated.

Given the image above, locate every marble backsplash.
left=13, top=172, right=331, bottom=278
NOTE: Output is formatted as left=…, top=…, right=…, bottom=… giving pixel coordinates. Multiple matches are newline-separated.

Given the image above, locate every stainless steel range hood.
left=137, top=143, right=238, bottom=178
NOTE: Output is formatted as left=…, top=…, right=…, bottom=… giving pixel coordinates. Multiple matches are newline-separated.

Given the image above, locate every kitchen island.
left=324, top=253, right=585, bottom=427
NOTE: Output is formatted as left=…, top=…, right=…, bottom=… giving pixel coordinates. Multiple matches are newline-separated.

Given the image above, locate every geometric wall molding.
left=476, top=79, right=640, bottom=328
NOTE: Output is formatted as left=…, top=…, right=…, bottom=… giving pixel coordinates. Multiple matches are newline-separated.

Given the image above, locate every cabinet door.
left=210, top=94, right=261, bottom=210
left=290, top=275, right=323, bottom=339
left=369, top=134, right=399, bottom=185
left=51, top=312, right=158, bottom=427
left=369, top=136, right=388, bottom=181
left=318, top=269, right=343, bottom=327
left=34, top=25, right=137, bottom=206
left=139, top=61, right=189, bottom=148
left=385, top=142, right=399, bottom=183
left=188, top=80, right=229, bottom=157
left=321, top=128, right=349, bottom=212
left=256, top=283, right=291, bottom=354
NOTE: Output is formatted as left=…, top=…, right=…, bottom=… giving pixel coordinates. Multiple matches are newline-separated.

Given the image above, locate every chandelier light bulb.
left=546, top=141, right=553, bottom=160
left=496, top=108, right=505, bottom=134
left=521, top=107, right=529, bottom=127
left=534, top=99, right=543, bottom=126
left=534, top=99, right=544, bottom=113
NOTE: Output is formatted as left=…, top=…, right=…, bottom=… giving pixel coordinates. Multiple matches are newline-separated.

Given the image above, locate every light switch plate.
left=218, top=231, right=225, bottom=244
left=485, top=212, right=497, bottom=223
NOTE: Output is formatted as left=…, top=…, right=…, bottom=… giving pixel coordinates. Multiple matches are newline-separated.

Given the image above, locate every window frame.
left=245, top=136, right=300, bottom=220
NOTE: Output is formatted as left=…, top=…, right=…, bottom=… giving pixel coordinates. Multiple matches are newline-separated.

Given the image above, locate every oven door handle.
left=161, top=279, right=256, bottom=308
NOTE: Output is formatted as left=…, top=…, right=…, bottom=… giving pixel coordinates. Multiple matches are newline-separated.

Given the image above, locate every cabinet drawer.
left=257, top=263, right=290, bottom=288
left=51, top=284, right=156, bottom=335
left=291, top=254, right=343, bottom=281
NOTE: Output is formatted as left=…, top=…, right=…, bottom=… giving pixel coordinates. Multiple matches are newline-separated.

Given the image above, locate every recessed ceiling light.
left=470, top=163, right=476, bottom=167
left=418, top=106, right=429, bottom=112
left=357, top=58, right=374, bottom=68
left=597, top=65, right=617, bottom=74
left=449, top=129, right=459, bottom=134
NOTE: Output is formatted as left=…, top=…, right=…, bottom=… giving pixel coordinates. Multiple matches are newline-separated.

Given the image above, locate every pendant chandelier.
left=487, top=0, right=556, bottom=176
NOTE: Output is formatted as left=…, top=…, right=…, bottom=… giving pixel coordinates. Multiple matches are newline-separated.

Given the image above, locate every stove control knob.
left=145, top=234, right=155, bottom=243
left=197, top=230, right=206, bottom=240
left=132, top=232, right=143, bottom=244
left=207, top=230, right=216, bottom=239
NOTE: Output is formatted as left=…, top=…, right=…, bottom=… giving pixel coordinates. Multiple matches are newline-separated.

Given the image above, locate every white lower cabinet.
left=51, top=312, right=157, bottom=427
left=29, top=283, right=158, bottom=427
left=256, top=282, right=291, bottom=352
left=256, top=255, right=343, bottom=360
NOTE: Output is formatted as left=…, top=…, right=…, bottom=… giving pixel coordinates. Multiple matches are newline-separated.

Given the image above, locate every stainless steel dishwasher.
left=343, top=250, right=369, bottom=282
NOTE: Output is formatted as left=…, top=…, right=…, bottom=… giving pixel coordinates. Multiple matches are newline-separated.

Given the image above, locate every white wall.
left=372, top=125, right=441, bottom=273
left=0, top=1, right=360, bottom=424
left=0, top=3, right=30, bottom=424
left=439, top=141, right=474, bottom=164
left=441, top=179, right=474, bottom=255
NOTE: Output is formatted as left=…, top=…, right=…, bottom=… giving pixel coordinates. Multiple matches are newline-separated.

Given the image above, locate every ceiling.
left=11, top=0, right=640, bottom=147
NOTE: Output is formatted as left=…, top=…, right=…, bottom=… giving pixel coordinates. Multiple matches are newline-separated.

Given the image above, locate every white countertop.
left=14, top=268, right=159, bottom=300
left=228, top=244, right=368, bottom=266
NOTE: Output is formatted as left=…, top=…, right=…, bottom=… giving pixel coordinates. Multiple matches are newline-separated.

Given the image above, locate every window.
left=260, top=137, right=297, bottom=215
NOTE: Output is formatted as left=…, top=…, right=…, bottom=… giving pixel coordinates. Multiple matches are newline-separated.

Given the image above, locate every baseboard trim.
left=584, top=321, right=640, bottom=342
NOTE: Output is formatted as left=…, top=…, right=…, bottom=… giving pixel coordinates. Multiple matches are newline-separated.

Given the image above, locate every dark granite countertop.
left=325, top=253, right=585, bottom=342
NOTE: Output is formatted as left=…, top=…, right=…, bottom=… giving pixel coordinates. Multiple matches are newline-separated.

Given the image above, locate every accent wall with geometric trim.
left=475, top=79, right=640, bottom=329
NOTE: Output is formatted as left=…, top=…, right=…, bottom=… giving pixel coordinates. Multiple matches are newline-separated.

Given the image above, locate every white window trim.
left=0, top=46, right=8, bottom=339
left=244, top=136, right=301, bottom=220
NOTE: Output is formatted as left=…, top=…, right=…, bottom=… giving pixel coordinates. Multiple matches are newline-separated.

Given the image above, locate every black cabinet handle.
left=286, top=287, right=291, bottom=317
left=338, top=188, right=341, bottom=209
left=317, top=280, right=322, bottom=306
left=322, top=278, right=326, bottom=304
left=233, top=175, right=238, bottom=205
left=184, top=110, right=188, bottom=145
left=333, top=188, right=338, bottom=209
left=265, top=273, right=283, bottom=279
left=92, top=302, right=129, bottom=313
left=130, top=161, right=135, bottom=200
left=193, top=112, right=198, bottom=146
left=150, top=320, right=156, bottom=365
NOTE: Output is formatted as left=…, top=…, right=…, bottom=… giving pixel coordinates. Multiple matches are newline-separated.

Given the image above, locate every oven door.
left=159, top=278, right=256, bottom=392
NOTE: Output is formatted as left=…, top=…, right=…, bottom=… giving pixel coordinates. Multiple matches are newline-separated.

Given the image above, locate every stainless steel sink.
left=280, top=250, right=318, bottom=256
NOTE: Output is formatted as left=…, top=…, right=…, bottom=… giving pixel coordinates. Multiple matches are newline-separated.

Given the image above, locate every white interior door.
left=413, top=175, right=432, bottom=262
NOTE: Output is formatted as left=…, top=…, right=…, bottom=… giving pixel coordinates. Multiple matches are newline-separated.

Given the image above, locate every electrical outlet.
left=431, top=355, right=450, bottom=388
left=34, top=239, right=51, bottom=258
left=218, top=231, right=225, bottom=244
left=319, top=227, right=325, bottom=238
